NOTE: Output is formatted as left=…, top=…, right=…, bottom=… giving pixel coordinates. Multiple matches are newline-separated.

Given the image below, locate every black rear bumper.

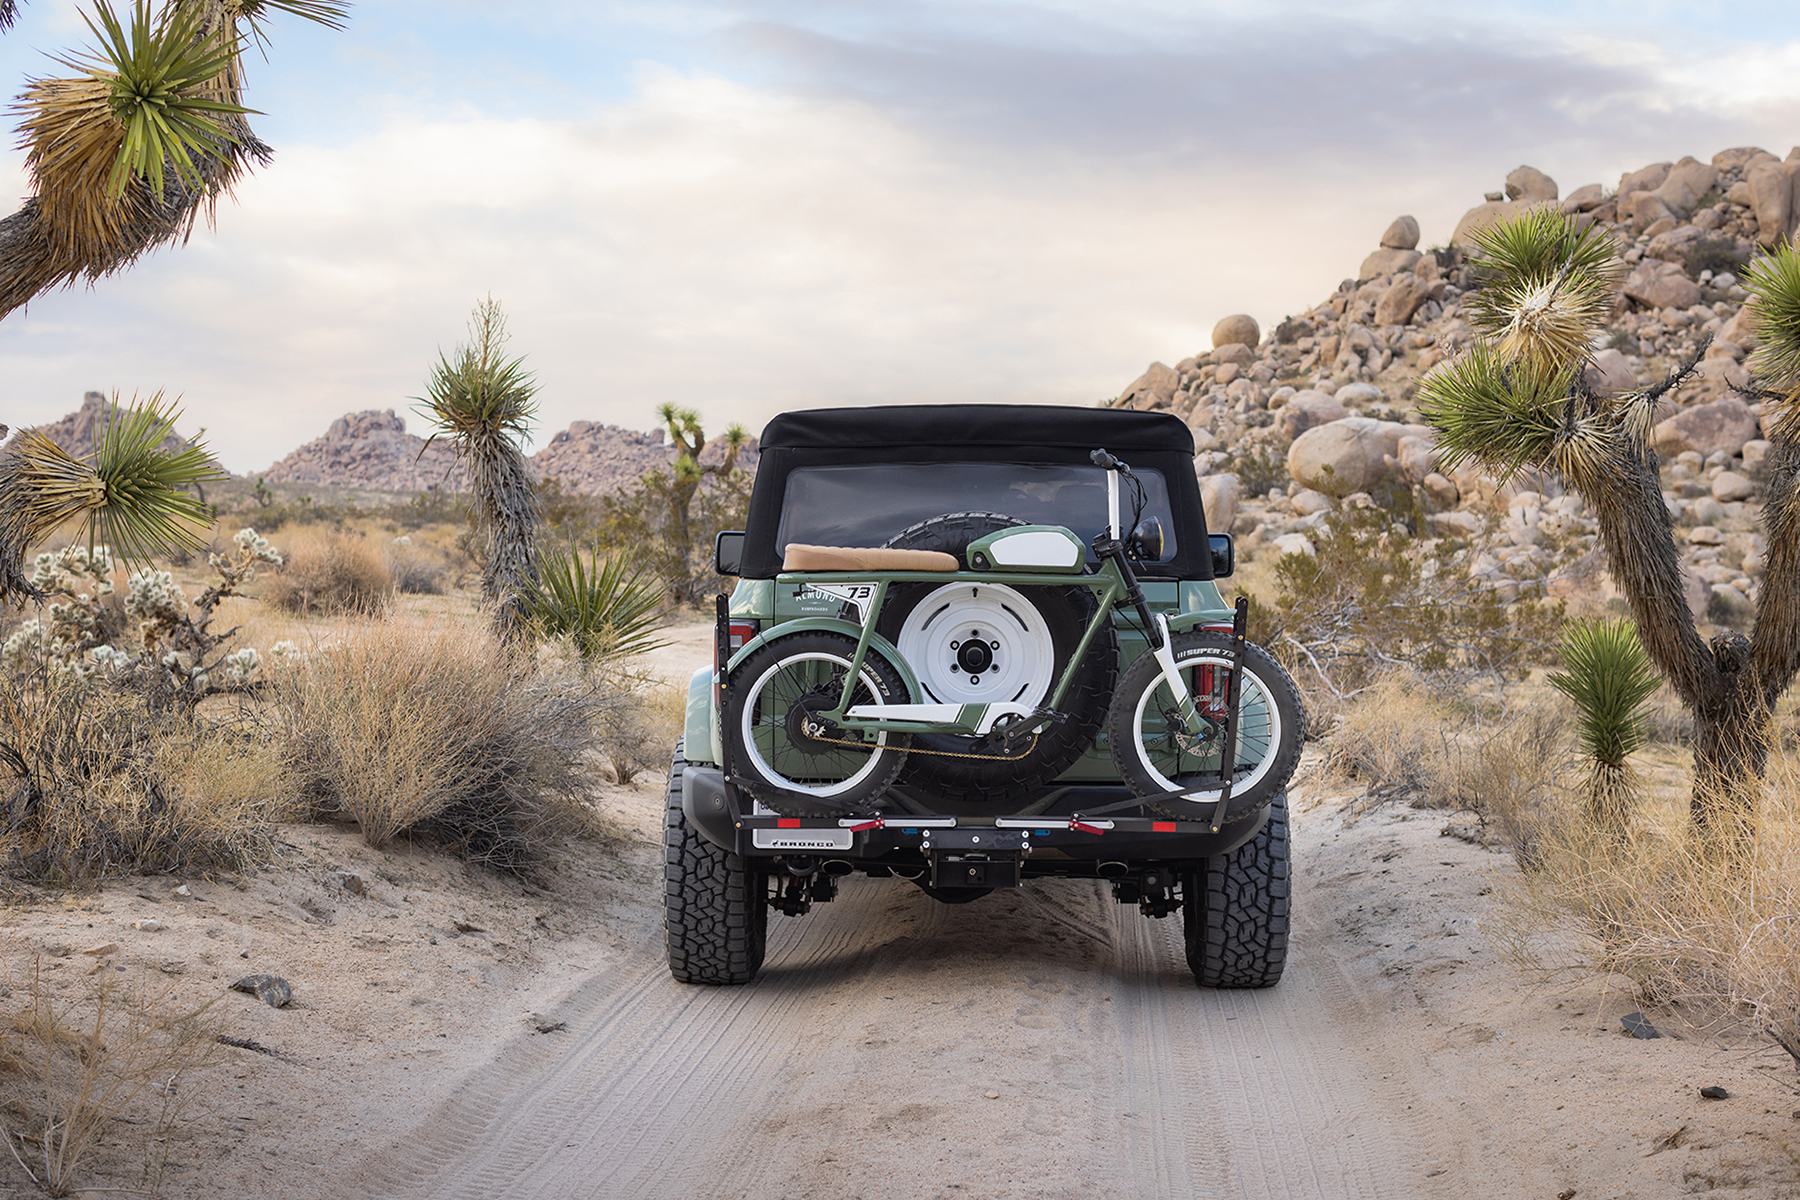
left=681, top=766, right=1269, bottom=871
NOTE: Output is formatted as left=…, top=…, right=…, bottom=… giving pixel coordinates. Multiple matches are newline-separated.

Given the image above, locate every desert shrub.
left=381, top=487, right=468, bottom=532
left=1683, top=234, right=1749, bottom=279
left=590, top=672, right=687, bottom=784
left=0, top=961, right=219, bottom=1197
left=0, top=671, right=287, bottom=882
left=274, top=621, right=605, bottom=874
left=522, top=546, right=667, bottom=663
left=383, top=537, right=447, bottom=595
left=1261, top=504, right=1564, bottom=708
left=593, top=467, right=753, bottom=607
left=262, top=527, right=391, bottom=616
left=1494, top=776, right=1800, bottom=1066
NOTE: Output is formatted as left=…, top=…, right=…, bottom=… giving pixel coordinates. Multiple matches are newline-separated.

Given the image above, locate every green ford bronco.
left=666, top=404, right=1303, bottom=988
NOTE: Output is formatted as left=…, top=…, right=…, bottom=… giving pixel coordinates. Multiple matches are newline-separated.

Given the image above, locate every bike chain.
left=802, top=727, right=1041, bottom=762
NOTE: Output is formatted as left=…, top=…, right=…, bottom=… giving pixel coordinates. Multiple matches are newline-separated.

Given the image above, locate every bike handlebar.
left=1090, top=448, right=1133, bottom=475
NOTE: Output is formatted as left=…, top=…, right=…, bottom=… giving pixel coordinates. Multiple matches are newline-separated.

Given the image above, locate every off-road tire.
left=1108, top=631, right=1302, bottom=820
left=664, top=740, right=768, bottom=985
left=879, top=511, right=1115, bottom=810
left=1183, top=790, right=1289, bottom=988
left=725, top=631, right=912, bottom=816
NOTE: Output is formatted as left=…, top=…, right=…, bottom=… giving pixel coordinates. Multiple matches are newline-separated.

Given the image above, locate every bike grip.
left=1089, top=448, right=1117, bottom=469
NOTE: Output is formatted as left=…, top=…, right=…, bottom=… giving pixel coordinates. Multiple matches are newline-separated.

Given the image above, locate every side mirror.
left=1208, top=533, right=1234, bottom=578
left=714, top=531, right=746, bottom=576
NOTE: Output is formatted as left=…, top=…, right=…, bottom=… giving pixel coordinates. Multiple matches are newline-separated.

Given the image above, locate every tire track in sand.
left=328, top=869, right=1456, bottom=1199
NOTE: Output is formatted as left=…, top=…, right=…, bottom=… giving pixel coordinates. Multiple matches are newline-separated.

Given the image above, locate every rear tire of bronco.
left=1183, top=791, right=1289, bottom=989
left=665, top=740, right=768, bottom=985
left=879, top=511, right=1116, bottom=810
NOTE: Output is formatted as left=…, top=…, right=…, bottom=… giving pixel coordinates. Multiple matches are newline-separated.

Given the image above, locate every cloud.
left=3, top=3, right=1800, bottom=477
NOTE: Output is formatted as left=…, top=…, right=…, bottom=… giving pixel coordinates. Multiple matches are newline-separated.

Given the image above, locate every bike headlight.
left=1127, top=517, right=1163, bottom=561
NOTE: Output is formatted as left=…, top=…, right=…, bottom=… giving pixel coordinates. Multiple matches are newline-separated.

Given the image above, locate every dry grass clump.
left=1325, top=674, right=1568, bottom=854
left=0, top=673, right=287, bottom=882
left=1493, top=774, right=1800, bottom=1066
left=591, top=670, right=686, bottom=784
left=274, top=620, right=606, bottom=874
left=383, top=537, right=448, bottom=596
left=261, top=527, right=391, bottom=616
left=0, top=959, right=219, bottom=1197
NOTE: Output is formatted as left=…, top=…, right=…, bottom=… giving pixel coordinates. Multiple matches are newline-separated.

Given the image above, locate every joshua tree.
left=0, top=0, right=349, bottom=321
left=0, top=396, right=221, bottom=606
left=1421, top=209, right=1800, bottom=845
left=656, top=403, right=746, bottom=575
left=419, top=297, right=540, bottom=640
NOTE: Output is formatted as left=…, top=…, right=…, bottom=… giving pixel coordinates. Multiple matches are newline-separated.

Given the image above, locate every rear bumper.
left=682, top=766, right=1269, bottom=869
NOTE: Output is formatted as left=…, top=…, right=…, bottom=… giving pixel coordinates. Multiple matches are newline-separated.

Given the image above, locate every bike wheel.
left=1107, top=631, right=1303, bottom=820
left=726, top=631, right=910, bottom=815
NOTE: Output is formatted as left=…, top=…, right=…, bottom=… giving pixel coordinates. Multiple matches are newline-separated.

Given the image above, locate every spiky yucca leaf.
left=0, top=0, right=22, bottom=32
left=86, top=395, right=222, bottom=563
left=0, top=429, right=105, bottom=554
left=523, top=546, right=667, bottom=663
left=1548, top=619, right=1662, bottom=768
left=1464, top=208, right=1621, bottom=372
left=71, top=0, right=254, bottom=200
left=420, top=297, right=537, bottom=445
left=1743, top=244, right=1800, bottom=442
left=1416, top=341, right=1576, bottom=481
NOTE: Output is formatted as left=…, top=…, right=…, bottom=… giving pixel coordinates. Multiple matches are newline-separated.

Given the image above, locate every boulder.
left=1270, top=533, right=1315, bottom=558
left=1681, top=563, right=1713, bottom=622
left=1654, top=157, right=1720, bottom=216
left=1422, top=472, right=1460, bottom=508
left=1397, top=434, right=1438, bottom=483
left=1622, top=260, right=1702, bottom=311
left=1618, top=162, right=1673, bottom=197
left=1559, top=183, right=1605, bottom=214
left=1645, top=224, right=1704, bottom=263
left=1380, top=215, right=1421, bottom=250
left=1374, top=275, right=1432, bottom=326
left=1212, top=314, right=1261, bottom=350
left=1650, top=398, right=1759, bottom=459
left=1200, top=473, right=1241, bottom=532
left=1213, top=342, right=1255, bottom=367
left=1452, top=199, right=1529, bottom=246
left=1584, top=348, right=1638, bottom=393
left=1286, top=417, right=1414, bottom=497
left=1505, top=165, right=1559, bottom=202
left=1120, top=362, right=1180, bottom=409
left=1359, top=247, right=1421, bottom=278
left=1279, top=390, right=1348, bottom=439
left=1290, top=488, right=1334, bottom=516
left=1743, top=440, right=1774, bottom=476
left=1711, top=471, right=1756, bottom=502
left=1335, top=382, right=1383, bottom=406
left=1713, top=147, right=1771, bottom=170
left=1748, top=162, right=1794, bottom=246
left=1627, top=190, right=1676, bottom=230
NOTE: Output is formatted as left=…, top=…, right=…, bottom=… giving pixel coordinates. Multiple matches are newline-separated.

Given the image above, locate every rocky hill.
left=1112, top=145, right=1800, bottom=628
left=2, top=391, right=197, bottom=459
left=260, top=411, right=759, bottom=496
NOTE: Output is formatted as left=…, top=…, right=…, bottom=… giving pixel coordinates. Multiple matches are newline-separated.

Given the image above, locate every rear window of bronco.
left=774, top=462, right=1178, bottom=564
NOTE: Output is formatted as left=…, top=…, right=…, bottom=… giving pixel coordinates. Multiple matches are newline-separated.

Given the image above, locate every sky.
left=3, top=0, right=1800, bottom=474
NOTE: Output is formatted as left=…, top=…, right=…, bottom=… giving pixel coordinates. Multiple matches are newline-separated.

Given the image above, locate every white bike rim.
left=895, top=582, right=1056, bottom=707
left=740, top=650, right=892, bottom=797
left=1130, top=651, right=1280, bottom=798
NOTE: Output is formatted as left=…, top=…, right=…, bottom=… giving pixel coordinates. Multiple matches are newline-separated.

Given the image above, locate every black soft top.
left=759, top=404, right=1194, bottom=454
left=741, top=404, right=1209, bottom=581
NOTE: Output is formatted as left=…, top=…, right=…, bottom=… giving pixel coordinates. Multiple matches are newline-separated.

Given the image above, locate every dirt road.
left=325, top=847, right=1463, bottom=1200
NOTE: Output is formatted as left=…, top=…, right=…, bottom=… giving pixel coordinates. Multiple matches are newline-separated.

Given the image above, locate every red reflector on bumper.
left=777, top=818, right=802, bottom=828
left=1153, top=821, right=1177, bottom=832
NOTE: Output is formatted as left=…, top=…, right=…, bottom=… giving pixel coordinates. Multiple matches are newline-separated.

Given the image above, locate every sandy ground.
left=0, top=629, right=1796, bottom=1198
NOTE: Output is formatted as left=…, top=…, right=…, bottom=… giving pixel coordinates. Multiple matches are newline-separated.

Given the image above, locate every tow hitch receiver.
left=923, top=827, right=1028, bottom=889
left=930, top=854, right=1023, bottom=889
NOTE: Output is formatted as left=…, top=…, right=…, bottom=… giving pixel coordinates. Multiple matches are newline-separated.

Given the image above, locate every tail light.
left=728, top=621, right=758, bottom=654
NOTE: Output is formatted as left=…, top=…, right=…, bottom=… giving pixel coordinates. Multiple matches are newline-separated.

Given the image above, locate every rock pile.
left=3, top=391, right=197, bottom=460
left=1110, top=145, right=1800, bottom=628
left=259, top=411, right=760, bottom=496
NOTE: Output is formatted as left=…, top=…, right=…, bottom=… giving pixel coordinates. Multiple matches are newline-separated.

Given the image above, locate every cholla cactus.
left=267, top=640, right=304, bottom=667
left=221, top=646, right=261, bottom=685
left=2, top=618, right=52, bottom=671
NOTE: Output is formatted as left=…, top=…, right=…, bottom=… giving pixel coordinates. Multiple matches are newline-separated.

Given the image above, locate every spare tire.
left=877, top=511, right=1115, bottom=812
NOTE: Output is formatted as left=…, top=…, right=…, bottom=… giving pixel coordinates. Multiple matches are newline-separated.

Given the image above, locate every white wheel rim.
left=895, top=582, right=1056, bottom=707
left=740, top=651, right=892, bottom=797
left=1130, top=650, right=1281, bottom=799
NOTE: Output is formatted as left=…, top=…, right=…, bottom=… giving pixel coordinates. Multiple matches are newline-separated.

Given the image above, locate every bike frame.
left=785, top=462, right=1212, bottom=743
